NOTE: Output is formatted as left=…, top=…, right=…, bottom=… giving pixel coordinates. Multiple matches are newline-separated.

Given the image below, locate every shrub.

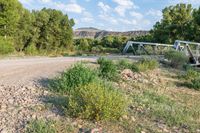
left=24, top=43, right=38, bottom=55
left=117, top=59, right=139, bottom=72
left=0, top=37, right=15, bottom=55
left=97, top=57, right=118, bottom=80
left=136, top=59, right=159, bottom=72
left=189, top=78, right=200, bottom=91
left=183, top=69, right=200, bottom=80
left=25, top=119, right=74, bottom=133
left=25, top=120, right=56, bottom=133
left=97, top=57, right=107, bottom=64
left=165, top=50, right=188, bottom=68
left=50, top=63, right=98, bottom=94
left=130, top=63, right=140, bottom=72
left=117, top=59, right=131, bottom=70
left=68, top=82, right=128, bottom=121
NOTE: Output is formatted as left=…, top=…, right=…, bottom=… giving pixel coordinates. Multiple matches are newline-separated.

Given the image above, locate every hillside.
left=74, top=27, right=149, bottom=39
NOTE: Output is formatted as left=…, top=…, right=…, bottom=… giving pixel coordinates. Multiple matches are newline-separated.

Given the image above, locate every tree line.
left=74, top=36, right=129, bottom=54
left=1, top=2, right=200, bottom=55
left=0, top=0, right=74, bottom=55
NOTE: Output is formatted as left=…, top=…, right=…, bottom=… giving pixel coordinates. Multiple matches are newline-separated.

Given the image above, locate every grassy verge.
left=25, top=57, right=200, bottom=132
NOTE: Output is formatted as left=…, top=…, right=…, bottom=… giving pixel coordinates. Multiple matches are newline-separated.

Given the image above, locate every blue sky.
left=19, top=0, right=200, bottom=31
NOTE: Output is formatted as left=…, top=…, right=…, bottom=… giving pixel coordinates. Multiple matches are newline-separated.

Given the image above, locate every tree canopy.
left=0, top=0, right=75, bottom=55
left=150, top=4, right=200, bottom=44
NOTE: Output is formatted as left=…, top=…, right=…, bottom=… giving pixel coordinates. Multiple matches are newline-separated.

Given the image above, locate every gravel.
left=0, top=57, right=96, bottom=132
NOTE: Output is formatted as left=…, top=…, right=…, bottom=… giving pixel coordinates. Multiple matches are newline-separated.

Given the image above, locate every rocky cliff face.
left=74, top=27, right=149, bottom=39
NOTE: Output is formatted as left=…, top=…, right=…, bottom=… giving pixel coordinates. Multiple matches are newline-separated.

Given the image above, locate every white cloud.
left=19, top=0, right=34, bottom=5
left=130, top=11, right=143, bottom=20
left=169, top=0, right=200, bottom=5
left=62, top=3, right=84, bottom=13
left=119, top=18, right=137, bottom=25
left=80, top=11, right=94, bottom=23
left=112, top=0, right=134, bottom=7
left=99, top=13, right=118, bottom=25
left=40, top=0, right=52, bottom=3
left=146, top=9, right=162, bottom=17
left=115, top=6, right=127, bottom=16
left=27, top=0, right=85, bottom=14
left=112, top=0, right=138, bottom=16
left=98, top=2, right=111, bottom=12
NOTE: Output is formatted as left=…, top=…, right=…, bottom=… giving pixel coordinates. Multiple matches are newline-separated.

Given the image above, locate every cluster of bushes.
left=50, top=58, right=159, bottom=121
left=50, top=63, right=128, bottom=121
left=116, top=58, right=159, bottom=72
left=182, top=69, right=200, bottom=90
left=164, top=50, right=189, bottom=69
left=74, top=35, right=129, bottom=54
left=97, top=57, right=118, bottom=80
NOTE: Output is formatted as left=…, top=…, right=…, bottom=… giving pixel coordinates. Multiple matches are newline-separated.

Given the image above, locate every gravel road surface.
left=0, top=57, right=96, bottom=87
left=0, top=57, right=96, bottom=132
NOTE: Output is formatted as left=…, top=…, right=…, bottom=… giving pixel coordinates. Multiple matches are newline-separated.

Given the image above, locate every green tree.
left=101, top=36, right=114, bottom=47
left=193, top=7, right=200, bottom=42
left=151, top=4, right=193, bottom=43
left=0, top=0, right=23, bottom=38
left=32, top=8, right=74, bottom=52
left=15, top=9, right=33, bottom=52
left=78, top=38, right=90, bottom=51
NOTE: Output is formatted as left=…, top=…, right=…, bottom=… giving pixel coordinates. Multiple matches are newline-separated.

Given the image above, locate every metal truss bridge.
left=123, top=40, right=200, bottom=66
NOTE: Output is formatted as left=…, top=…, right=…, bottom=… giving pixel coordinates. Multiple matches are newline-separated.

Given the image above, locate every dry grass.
left=26, top=62, right=200, bottom=133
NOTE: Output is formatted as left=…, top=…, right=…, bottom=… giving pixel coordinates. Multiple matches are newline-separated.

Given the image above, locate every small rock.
left=78, top=124, right=82, bottom=128
left=131, top=116, right=136, bottom=122
left=122, top=115, right=128, bottom=120
left=31, top=114, right=37, bottom=119
left=163, top=128, right=169, bottom=132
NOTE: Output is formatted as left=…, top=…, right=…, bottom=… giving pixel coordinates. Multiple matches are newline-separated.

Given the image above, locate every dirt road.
left=0, top=57, right=96, bottom=87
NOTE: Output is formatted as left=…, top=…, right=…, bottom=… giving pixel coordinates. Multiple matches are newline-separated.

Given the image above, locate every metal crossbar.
left=122, top=41, right=173, bottom=55
left=123, top=40, right=200, bottom=66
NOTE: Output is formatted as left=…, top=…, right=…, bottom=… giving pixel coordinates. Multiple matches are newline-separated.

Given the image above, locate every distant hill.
left=74, top=27, right=149, bottom=39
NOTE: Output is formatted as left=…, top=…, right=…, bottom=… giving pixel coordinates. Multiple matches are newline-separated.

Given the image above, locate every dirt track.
left=0, top=57, right=96, bottom=87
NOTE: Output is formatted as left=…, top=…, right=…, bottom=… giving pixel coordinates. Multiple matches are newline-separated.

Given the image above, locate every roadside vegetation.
left=2, top=1, right=200, bottom=132
left=164, top=50, right=189, bottom=69
left=25, top=56, right=200, bottom=132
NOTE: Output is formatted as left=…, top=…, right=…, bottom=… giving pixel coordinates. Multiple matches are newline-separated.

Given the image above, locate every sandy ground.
left=0, top=57, right=96, bottom=87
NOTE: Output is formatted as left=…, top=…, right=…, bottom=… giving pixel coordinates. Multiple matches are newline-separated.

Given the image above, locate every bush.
left=117, top=59, right=131, bottom=70
left=117, top=59, right=139, bottom=72
left=25, top=119, right=74, bottom=133
left=183, top=69, right=200, bottom=80
left=165, top=50, right=188, bottom=68
left=0, top=37, right=15, bottom=55
left=97, top=57, right=107, bottom=64
left=50, top=63, right=98, bottom=94
left=97, top=57, right=118, bottom=80
left=25, top=120, right=56, bottom=133
left=182, top=69, right=200, bottom=90
left=24, top=43, right=38, bottom=55
left=189, top=78, right=200, bottom=90
left=68, top=82, right=128, bottom=121
left=136, top=59, right=159, bottom=72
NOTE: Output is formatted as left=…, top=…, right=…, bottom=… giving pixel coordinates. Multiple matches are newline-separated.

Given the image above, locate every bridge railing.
left=123, top=40, right=200, bottom=65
